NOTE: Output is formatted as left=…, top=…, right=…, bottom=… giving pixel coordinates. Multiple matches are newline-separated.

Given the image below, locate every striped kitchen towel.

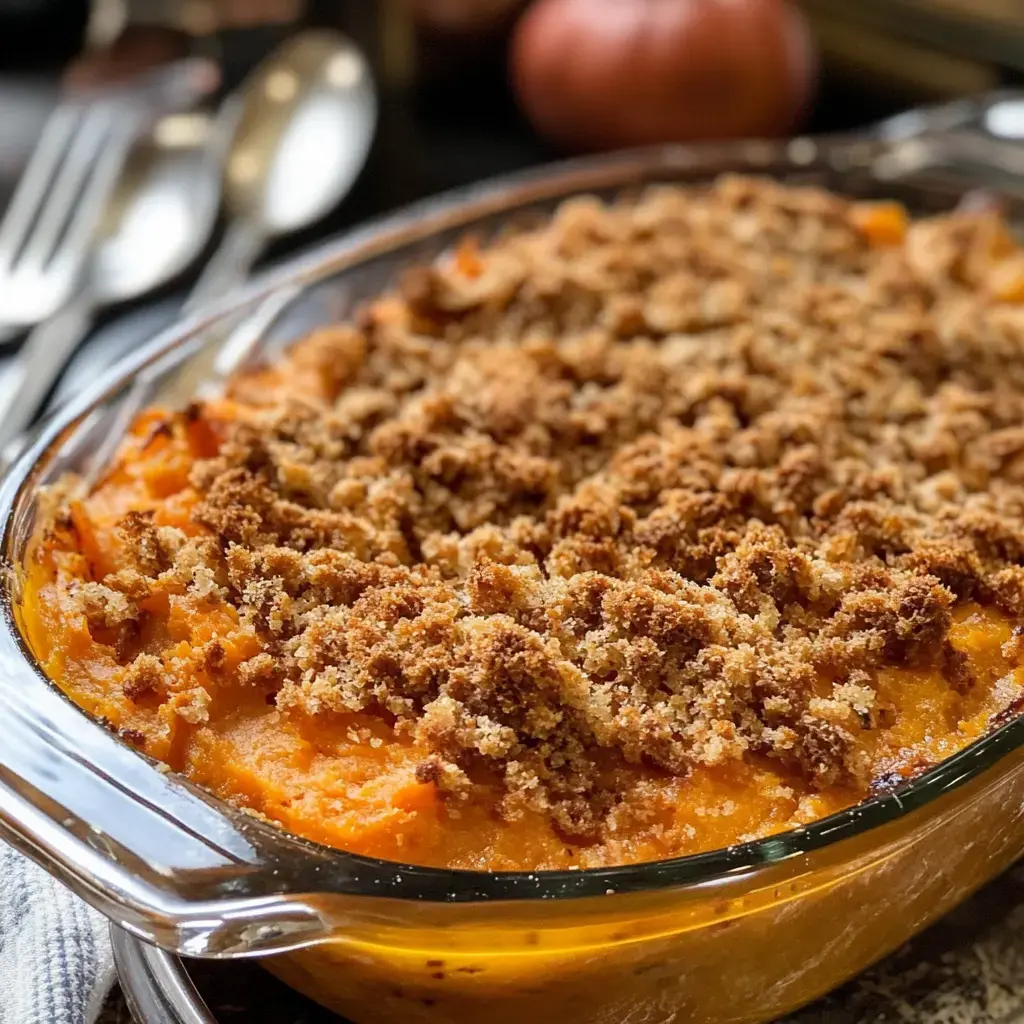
left=0, top=843, right=114, bottom=1024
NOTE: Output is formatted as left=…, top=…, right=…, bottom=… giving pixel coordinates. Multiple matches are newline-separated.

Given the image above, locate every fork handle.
left=0, top=293, right=94, bottom=454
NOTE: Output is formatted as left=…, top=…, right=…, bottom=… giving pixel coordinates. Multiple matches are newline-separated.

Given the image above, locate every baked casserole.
left=16, top=168, right=1024, bottom=1022
left=23, top=173, right=1024, bottom=868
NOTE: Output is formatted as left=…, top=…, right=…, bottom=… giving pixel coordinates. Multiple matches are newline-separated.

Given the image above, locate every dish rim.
left=4, top=128, right=1024, bottom=909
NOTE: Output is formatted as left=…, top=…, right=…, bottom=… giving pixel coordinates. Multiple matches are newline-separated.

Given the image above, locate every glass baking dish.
left=6, top=93, right=1024, bottom=1024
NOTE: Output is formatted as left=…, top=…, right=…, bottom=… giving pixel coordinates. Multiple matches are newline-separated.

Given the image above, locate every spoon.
left=185, top=29, right=377, bottom=312
left=0, top=112, right=224, bottom=454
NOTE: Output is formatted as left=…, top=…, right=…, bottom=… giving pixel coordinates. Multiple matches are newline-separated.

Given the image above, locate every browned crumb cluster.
left=85, top=176, right=1024, bottom=839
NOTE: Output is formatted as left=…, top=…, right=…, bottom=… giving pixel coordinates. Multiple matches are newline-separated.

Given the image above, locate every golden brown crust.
left=64, top=176, right=1024, bottom=839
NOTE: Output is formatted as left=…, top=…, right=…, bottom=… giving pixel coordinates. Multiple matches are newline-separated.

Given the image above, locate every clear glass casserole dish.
left=6, top=93, right=1024, bottom=1024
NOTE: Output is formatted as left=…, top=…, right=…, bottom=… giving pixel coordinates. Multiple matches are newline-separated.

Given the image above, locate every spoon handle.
left=0, top=292, right=94, bottom=455
left=185, top=219, right=267, bottom=316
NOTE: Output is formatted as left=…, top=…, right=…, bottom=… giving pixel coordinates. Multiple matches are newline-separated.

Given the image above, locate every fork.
left=0, top=101, right=139, bottom=339
left=0, top=58, right=219, bottom=343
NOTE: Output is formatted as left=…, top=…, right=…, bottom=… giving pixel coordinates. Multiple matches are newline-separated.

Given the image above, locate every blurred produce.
left=511, top=0, right=816, bottom=152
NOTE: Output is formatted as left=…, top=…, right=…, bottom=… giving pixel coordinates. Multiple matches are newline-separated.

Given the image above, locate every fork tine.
left=54, top=114, right=140, bottom=272
left=18, top=103, right=119, bottom=270
left=0, top=104, right=81, bottom=272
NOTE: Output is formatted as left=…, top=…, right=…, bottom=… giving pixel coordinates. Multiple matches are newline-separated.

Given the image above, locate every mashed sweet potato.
left=21, top=176, right=1024, bottom=870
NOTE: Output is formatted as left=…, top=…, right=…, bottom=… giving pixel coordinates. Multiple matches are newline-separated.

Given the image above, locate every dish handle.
left=0, top=616, right=353, bottom=957
left=868, top=91, right=1024, bottom=197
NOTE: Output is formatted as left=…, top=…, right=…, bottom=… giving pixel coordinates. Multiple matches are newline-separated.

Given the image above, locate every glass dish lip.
left=3, top=129, right=1024, bottom=906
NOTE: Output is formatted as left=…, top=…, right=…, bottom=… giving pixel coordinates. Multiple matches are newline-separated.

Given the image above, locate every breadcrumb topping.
left=53, top=176, right=1024, bottom=841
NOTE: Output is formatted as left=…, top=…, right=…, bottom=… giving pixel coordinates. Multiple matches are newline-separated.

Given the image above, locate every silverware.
left=0, top=112, right=224, bottom=457
left=186, top=29, right=377, bottom=311
left=0, top=32, right=373, bottom=465
left=0, top=104, right=136, bottom=335
left=56, top=30, right=378, bottom=483
left=0, top=58, right=219, bottom=343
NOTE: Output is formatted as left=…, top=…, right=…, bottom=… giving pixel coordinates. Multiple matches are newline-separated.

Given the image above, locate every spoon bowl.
left=224, top=30, right=376, bottom=235
left=184, top=30, right=377, bottom=312
left=93, top=112, right=222, bottom=305
left=42, top=114, right=225, bottom=407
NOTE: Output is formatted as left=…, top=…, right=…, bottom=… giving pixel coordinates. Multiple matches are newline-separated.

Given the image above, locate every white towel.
left=0, top=844, right=115, bottom=1024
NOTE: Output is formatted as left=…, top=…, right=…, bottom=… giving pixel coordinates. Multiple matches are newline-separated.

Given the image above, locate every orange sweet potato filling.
left=21, top=477, right=1021, bottom=870
left=20, top=178, right=1024, bottom=870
